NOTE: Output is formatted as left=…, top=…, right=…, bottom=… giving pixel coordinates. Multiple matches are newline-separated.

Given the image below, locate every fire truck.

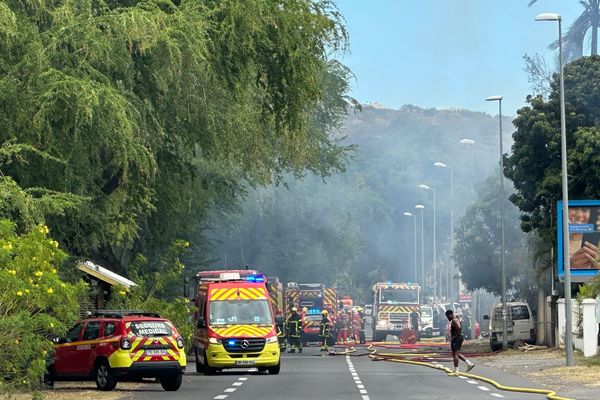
left=191, top=271, right=280, bottom=374
left=372, top=282, right=420, bottom=343
left=284, top=283, right=337, bottom=343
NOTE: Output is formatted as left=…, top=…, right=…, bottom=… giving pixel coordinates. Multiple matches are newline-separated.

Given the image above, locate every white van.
left=419, top=305, right=435, bottom=337
left=483, top=302, right=535, bottom=351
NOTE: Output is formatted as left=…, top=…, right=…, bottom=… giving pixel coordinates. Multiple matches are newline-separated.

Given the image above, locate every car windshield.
left=380, top=289, right=418, bottom=304
left=129, top=321, right=173, bottom=337
left=209, top=299, right=273, bottom=326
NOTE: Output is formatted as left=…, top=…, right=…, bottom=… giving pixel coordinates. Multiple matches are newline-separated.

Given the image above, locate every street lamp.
left=536, top=12, right=573, bottom=367
left=403, top=212, right=418, bottom=284
left=459, top=138, right=476, bottom=194
left=485, top=94, right=507, bottom=350
left=419, top=184, right=437, bottom=299
left=415, top=204, right=425, bottom=290
left=434, top=161, right=454, bottom=301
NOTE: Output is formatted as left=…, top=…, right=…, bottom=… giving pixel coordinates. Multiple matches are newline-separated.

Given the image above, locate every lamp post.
left=403, top=212, right=418, bottom=283
left=535, top=12, right=572, bottom=367
left=419, top=184, right=437, bottom=300
left=434, top=161, right=454, bottom=300
left=415, top=204, right=425, bottom=290
left=459, top=138, right=476, bottom=195
left=485, top=94, right=507, bottom=350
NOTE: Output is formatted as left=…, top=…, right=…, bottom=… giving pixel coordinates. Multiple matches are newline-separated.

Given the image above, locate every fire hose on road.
left=358, top=344, right=573, bottom=400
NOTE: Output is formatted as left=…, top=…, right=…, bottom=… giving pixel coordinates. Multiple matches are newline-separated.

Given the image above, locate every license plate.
left=235, top=360, right=255, bottom=366
left=146, top=349, right=167, bottom=356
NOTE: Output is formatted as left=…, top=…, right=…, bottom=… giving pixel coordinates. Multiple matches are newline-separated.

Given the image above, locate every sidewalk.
left=478, top=346, right=600, bottom=400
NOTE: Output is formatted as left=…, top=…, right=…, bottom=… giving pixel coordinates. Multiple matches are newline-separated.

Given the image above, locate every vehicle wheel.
left=195, top=348, right=202, bottom=373
left=512, top=339, right=525, bottom=350
left=42, top=366, right=55, bottom=388
left=267, top=360, right=281, bottom=375
left=490, top=341, right=503, bottom=352
left=159, top=374, right=183, bottom=391
left=95, top=361, right=117, bottom=391
left=203, top=351, right=218, bottom=375
left=372, top=331, right=386, bottom=342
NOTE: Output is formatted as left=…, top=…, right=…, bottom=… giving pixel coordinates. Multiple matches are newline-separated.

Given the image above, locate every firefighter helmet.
left=291, top=307, right=298, bottom=312
left=302, top=307, right=308, bottom=312
left=321, top=310, right=328, bottom=315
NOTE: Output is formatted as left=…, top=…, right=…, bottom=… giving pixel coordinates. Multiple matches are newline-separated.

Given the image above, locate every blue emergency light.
left=307, top=308, right=321, bottom=315
left=245, top=274, right=265, bottom=283
left=228, top=340, right=236, bottom=346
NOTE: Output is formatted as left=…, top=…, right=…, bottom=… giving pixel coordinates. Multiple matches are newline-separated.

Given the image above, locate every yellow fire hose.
left=367, top=346, right=573, bottom=400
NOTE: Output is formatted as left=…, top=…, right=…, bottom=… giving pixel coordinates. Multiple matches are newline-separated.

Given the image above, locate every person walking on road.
left=287, top=307, right=303, bottom=353
left=445, top=309, right=474, bottom=373
left=358, top=309, right=367, bottom=344
left=318, top=310, right=331, bottom=351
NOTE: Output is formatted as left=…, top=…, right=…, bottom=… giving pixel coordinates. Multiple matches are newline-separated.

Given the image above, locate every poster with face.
left=558, top=201, right=600, bottom=283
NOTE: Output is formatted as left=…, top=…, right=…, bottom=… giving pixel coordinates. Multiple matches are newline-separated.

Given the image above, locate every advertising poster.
left=557, top=200, right=600, bottom=282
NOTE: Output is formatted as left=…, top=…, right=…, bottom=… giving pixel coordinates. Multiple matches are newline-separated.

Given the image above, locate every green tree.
left=505, top=56, right=600, bottom=247
left=0, top=0, right=353, bottom=273
left=453, top=175, right=532, bottom=297
left=529, top=0, right=600, bottom=59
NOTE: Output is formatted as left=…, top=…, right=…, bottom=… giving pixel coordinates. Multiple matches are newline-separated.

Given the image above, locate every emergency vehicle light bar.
left=245, top=274, right=265, bottom=283
left=307, top=308, right=321, bottom=315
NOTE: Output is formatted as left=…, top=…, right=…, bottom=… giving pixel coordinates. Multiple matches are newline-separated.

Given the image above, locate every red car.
left=45, top=311, right=186, bottom=391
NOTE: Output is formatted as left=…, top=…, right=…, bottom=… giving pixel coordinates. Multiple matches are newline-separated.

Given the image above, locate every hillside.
left=206, top=104, right=518, bottom=299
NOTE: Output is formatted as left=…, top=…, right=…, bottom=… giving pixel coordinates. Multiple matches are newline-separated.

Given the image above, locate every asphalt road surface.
left=126, top=346, right=554, bottom=400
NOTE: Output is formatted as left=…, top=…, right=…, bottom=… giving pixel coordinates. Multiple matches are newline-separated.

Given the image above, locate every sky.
left=337, top=0, right=582, bottom=115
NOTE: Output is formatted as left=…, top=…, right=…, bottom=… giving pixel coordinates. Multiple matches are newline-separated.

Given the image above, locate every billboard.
left=557, top=200, right=600, bottom=282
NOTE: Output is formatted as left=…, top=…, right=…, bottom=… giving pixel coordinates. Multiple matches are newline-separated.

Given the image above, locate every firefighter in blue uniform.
left=319, top=310, right=331, bottom=351
left=286, top=307, right=303, bottom=353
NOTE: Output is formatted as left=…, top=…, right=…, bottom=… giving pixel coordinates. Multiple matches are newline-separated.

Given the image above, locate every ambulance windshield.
left=209, top=299, right=273, bottom=325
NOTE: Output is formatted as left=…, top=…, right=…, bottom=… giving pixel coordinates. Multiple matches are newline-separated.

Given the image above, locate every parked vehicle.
left=45, top=311, right=186, bottom=391
left=192, top=271, right=280, bottom=374
left=419, top=305, right=435, bottom=337
left=483, top=302, right=535, bottom=351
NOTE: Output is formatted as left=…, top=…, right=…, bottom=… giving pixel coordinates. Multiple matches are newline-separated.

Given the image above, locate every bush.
left=0, top=220, right=86, bottom=390
left=107, top=240, right=195, bottom=349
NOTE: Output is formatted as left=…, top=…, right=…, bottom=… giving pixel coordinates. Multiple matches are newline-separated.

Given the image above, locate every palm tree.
left=529, top=0, right=600, bottom=60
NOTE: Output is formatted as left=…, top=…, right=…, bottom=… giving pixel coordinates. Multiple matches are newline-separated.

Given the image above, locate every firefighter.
left=336, top=310, right=348, bottom=344
left=300, top=306, right=308, bottom=345
left=286, top=307, right=303, bottom=353
left=318, top=310, right=331, bottom=351
left=275, top=309, right=286, bottom=351
left=358, top=308, right=367, bottom=344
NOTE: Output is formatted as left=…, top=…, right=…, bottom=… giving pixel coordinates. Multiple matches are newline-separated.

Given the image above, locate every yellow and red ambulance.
left=192, top=272, right=280, bottom=374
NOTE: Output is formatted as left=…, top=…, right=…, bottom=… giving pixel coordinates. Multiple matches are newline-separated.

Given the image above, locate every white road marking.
left=214, top=396, right=228, bottom=400
left=478, top=386, right=490, bottom=391
left=238, top=377, right=248, bottom=381
left=346, top=354, right=371, bottom=400
left=490, top=394, right=504, bottom=398
left=458, top=376, right=468, bottom=379
left=232, top=382, right=243, bottom=386
left=224, top=388, right=236, bottom=393
left=467, top=380, right=478, bottom=384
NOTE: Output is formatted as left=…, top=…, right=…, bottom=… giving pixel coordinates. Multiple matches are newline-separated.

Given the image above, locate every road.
left=126, top=346, right=554, bottom=400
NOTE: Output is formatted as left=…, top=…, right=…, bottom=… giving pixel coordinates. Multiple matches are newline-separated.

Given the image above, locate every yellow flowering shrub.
left=0, top=220, right=86, bottom=390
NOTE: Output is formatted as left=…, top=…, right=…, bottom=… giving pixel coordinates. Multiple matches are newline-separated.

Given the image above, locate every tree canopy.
left=505, top=56, right=600, bottom=247
left=0, top=0, right=353, bottom=272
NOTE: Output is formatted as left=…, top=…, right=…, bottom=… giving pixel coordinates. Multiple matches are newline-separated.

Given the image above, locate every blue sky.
left=338, top=0, right=581, bottom=115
